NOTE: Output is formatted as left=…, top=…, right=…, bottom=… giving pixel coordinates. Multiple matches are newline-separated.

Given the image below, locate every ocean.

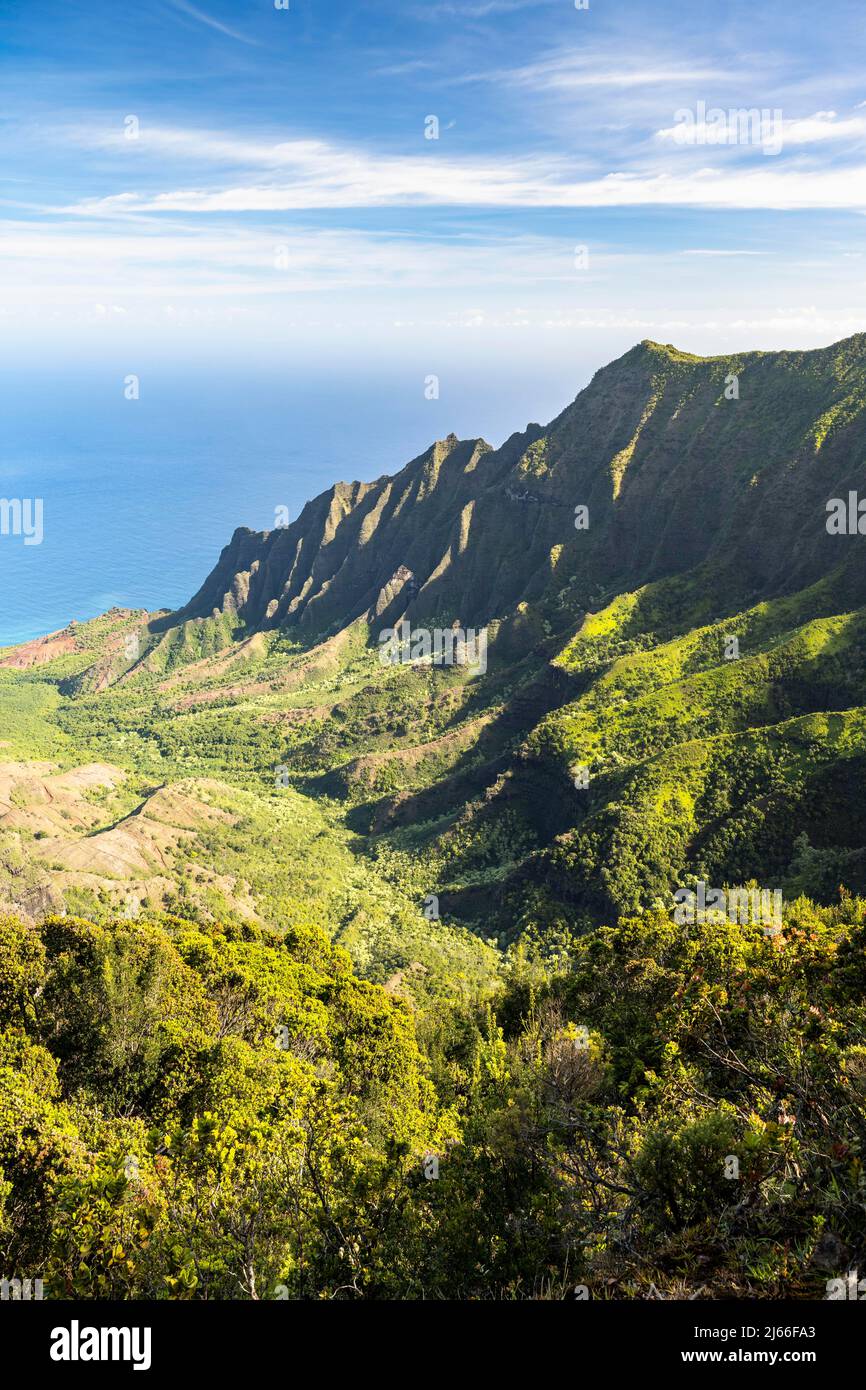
left=0, top=359, right=591, bottom=648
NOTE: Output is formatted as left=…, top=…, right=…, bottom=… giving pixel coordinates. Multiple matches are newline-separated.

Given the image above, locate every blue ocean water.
left=0, top=360, right=590, bottom=648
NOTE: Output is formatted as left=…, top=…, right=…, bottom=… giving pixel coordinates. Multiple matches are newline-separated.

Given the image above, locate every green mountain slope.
left=3, top=333, right=866, bottom=955
left=167, top=334, right=866, bottom=640
left=4, top=334, right=866, bottom=1303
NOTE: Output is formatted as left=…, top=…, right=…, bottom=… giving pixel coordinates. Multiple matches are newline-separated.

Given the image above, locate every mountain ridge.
left=4, top=331, right=866, bottom=950
left=158, top=333, right=866, bottom=651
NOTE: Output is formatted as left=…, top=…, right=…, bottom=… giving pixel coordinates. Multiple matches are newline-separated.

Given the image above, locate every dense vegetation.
left=3, top=334, right=866, bottom=1298
left=1, top=898, right=864, bottom=1298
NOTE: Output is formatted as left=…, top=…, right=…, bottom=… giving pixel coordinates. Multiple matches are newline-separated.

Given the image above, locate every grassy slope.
left=0, top=614, right=501, bottom=1005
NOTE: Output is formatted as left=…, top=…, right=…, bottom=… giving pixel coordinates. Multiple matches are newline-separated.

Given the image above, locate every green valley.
left=3, top=335, right=866, bottom=1299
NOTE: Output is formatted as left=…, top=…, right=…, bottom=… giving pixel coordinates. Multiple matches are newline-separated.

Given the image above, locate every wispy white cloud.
left=656, top=109, right=866, bottom=149
left=681, top=248, right=764, bottom=256
left=168, top=0, right=259, bottom=46
left=472, top=50, right=738, bottom=91
left=2, top=206, right=862, bottom=364
left=0, top=218, right=588, bottom=300
left=373, top=58, right=440, bottom=77
left=424, top=0, right=550, bottom=15
left=1, top=0, right=863, bottom=372
left=58, top=125, right=866, bottom=214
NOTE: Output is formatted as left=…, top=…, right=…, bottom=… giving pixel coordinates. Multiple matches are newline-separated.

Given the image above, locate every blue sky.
left=1, top=0, right=865, bottom=374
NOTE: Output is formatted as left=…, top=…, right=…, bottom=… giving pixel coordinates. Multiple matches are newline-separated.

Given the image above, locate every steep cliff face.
left=5, top=334, right=866, bottom=943
left=164, top=335, right=866, bottom=642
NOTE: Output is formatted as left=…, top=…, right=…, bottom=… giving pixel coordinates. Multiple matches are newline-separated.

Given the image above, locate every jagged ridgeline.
left=3, top=335, right=866, bottom=948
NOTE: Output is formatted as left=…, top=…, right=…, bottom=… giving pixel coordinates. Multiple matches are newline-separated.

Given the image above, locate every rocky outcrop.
left=158, top=335, right=866, bottom=643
